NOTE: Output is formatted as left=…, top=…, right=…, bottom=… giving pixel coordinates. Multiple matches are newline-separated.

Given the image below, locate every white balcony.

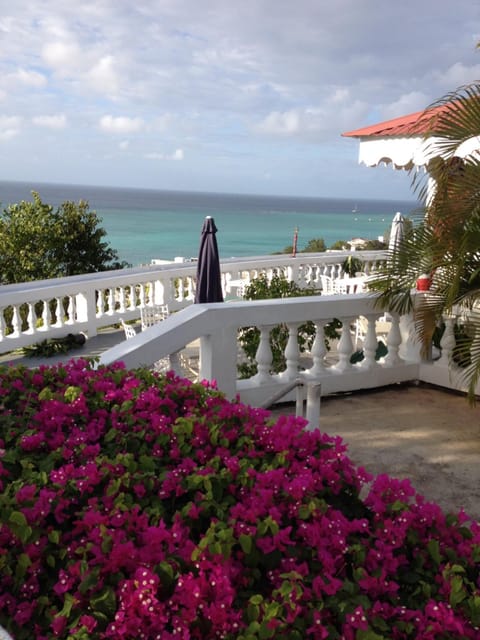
left=0, top=250, right=477, bottom=410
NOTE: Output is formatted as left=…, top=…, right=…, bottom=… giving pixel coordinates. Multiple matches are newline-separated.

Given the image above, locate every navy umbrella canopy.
left=194, top=216, right=224, bottom=303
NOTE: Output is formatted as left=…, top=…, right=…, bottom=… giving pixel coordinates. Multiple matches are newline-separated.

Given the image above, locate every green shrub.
left=1, top=360, right=480, bottom=639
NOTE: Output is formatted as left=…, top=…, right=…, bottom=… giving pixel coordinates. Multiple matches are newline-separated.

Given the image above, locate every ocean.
left=0, top=180, right=419, bottom=267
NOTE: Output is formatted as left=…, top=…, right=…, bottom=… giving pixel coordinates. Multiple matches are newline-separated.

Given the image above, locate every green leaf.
left=90, top=587, right=117, bottom=616
left=9, top=510, right=28, bottom=527
left=8, top=510, right=33, bottom=543
left=357, top=629, right=387, bottom=640
left=48, top=529, right=61, bottom=544
left=38, top=387, right=54, bottom=401
left=449, top=575, right=467, bottom=607
left=15, top=553, right=31, bottom=580
left=58, top=592, right=75, bottom=618
left=239, top=534, right=252, bottom=554
left=427, top=539, right=441, bottom=565
left=64, top=385, right=81, bottom=403
left=79, top=569, right=100, bottom=595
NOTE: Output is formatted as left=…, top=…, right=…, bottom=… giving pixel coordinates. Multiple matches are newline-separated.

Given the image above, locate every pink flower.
left=79, top=614, right=97, bottom=632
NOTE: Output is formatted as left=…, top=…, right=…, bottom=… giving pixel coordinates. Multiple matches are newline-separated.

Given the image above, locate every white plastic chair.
left=121, top=319, right=137, bottom=340
left=320, top=275, right=335, bottom=294
left=141, top=304, right=169, bottom=331
left=333, top=280, right=349, bottom=294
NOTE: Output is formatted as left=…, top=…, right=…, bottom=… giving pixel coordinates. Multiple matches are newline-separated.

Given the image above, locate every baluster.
left=138, top=284, right=146, bottom=310
left=280, top=322, right=300, bottom=380
left=11, top=305, right=21, bottom=336
left=305, top=320, right=327, bottom=377
left=96, top=290, right=105, bottom=318
left=333, top=318, right=354, bottom=372
left=186, top=276, right=195, bottom=301
left=0, top=309, right=5, bottom=341
left=127, top=285, right=135, bottom=311
left=383, top=314, right=402, bottom=366
left=107, top=289, right=114, bottom=315
left=117, top=286, right=126, bottom=313
left=66, top=296, right=76, bottom=325
left=253, top=325, right=274, bottom=384
left=436, top=315, right=456, bottom=366
left=174, top=277, right=182, bottom=302
left=359, top=315, right=379, bottom=369
left=26, top=302, right=37, bottom=334
left=54, top=298, right=64, bottom=326
left=41, top=299, right=52, bottom=330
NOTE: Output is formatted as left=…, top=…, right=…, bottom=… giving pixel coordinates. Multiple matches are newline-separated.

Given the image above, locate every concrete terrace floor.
left=1, top=326, right=480, bottom=521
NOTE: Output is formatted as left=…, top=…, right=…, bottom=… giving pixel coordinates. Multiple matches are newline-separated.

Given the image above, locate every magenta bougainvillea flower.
left=1, top=358, right=480, bottom=639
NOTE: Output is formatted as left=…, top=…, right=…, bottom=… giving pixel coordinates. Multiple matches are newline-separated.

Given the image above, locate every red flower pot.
left=416, top=276, right=431, bottom=291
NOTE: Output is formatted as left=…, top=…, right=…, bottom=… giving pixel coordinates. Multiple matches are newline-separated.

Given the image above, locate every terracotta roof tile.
left=342, top=104, right=450, bottom=138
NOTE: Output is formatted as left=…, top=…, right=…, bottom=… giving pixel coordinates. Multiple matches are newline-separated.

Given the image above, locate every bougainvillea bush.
left=1, top=360, right=480, bottom=640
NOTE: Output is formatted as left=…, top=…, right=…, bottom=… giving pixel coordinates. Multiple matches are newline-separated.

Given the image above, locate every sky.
left=1, top=0, right=480, bottom=201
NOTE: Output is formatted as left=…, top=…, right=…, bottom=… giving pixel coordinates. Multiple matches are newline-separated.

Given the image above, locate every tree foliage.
left=0, top=192, right=130, bottom=284
left=368, top=82, right=480, bottom=400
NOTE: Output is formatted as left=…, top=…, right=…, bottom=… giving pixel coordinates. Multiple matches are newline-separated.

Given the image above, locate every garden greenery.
left=1, top=359, right=480, bottom=639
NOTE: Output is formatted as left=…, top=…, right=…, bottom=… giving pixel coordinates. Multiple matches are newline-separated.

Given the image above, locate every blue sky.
left=1, top=0, right=480, bottom=200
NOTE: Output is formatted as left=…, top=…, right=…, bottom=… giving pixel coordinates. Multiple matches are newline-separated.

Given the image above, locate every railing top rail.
left=0, top=250, right=387, bottom=296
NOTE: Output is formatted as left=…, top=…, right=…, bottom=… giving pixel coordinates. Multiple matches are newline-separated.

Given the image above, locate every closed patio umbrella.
left=389, top=211, right=405, bottom=253
left=194, top=216, right=224, bottom=303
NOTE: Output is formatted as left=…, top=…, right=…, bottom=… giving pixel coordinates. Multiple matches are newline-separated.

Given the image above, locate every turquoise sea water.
left=0, top=181, right=419, bottom=266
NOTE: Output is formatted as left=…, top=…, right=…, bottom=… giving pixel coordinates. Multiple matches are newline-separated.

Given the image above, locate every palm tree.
left=369, top=82, right=480, bottom=401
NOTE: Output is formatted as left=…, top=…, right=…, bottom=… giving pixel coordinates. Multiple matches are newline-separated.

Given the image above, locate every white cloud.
left=11, top=68, right=47, bottom=88
left=41, top=40, right=83, bottom=74
left=99, top=115, right=144, bottom=134
left=381, top=92, right=431, bottom=121
left=254, top=91, right=368, bottom=141
left=0, top=115, right=22, bottom=140
left=1, top=0, right=480, bottom=197
left=87, top=56, right=120, bottom=95
left=434, top=62, right=480, bottom=89
left=145, top=148, right=184, bottom=160
left=32, top=114, right=67, bottom=129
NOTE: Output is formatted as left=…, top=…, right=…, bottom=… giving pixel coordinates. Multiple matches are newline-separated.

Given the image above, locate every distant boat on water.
left=352, top=203, right=358, bottom=213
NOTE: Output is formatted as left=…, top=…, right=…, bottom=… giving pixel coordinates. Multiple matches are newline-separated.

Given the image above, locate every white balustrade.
left=96, top=292, right=424, bottom=410
left=0, top=251, right=387, bottom=354
left=2, top=247, right=478, bottom=402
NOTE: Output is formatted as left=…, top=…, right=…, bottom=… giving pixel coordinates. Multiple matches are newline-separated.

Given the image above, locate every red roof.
left=342, top=103, right=451, bottom=138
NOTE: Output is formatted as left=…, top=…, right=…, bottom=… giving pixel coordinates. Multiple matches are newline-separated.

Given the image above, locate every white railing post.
left=305, top=382, right=322, bottom=429
left=384, top=314, right=402, bottom=366
left=399, top=312, right=422, bottom=362
left=436, top=314, right=457, bottom=366
left=333, top=318, right=355, bottom=372
left=41, top=299, right=52, bottom=331
left=26, top=302, right=36, bottom=335
left=75, top=289, right=98, bottom=336
left=359, top=314, right=380, bottom=369
left=305, top=320, right=327, bottom=377
left=199, top=326, right=238, bottom=399
left=253, top=325, right=274, bottom=384
left=279, top=322, right=300, bottom=381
